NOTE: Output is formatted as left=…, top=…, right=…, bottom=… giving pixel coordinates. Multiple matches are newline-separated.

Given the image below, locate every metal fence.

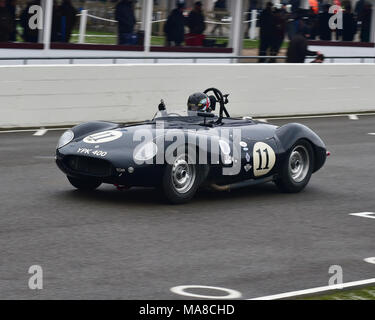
left=0, top=56, right=375, bottom=65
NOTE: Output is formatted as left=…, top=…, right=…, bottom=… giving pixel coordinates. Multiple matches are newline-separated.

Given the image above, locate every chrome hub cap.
left=172, top=155, right=196, bottom=194
left=289, top=145, right=310, bottom=183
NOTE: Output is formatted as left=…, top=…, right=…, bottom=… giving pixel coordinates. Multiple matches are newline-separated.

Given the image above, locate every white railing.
left=76, top=9, right=259, bottom=44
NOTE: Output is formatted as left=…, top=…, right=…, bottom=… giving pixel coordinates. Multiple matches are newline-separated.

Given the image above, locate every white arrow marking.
left=364, top=257, right=375, bottom=264
left=348, top=114, right=359, bottom=120
left=33, top=128, right=48, bottom=136
left=369, top=133, right=375, bottom=136
left=349, top=212, right=375, bottom=219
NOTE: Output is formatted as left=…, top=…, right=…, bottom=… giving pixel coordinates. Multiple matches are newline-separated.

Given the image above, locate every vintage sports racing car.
left=56, top=88, right=328, bottom=204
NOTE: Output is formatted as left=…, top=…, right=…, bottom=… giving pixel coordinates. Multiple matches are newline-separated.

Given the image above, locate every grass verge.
left=300, top=286, right=375, bottom=300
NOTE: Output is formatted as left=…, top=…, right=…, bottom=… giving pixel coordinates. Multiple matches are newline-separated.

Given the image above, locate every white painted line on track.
left=248, top=278, right=375, bottom=300
left=258, top=112, right=375, bottom=121
left=0, top=129, right=42, bottom=134
left=369, top=133, right=375, bottom=136
left=0, top=127, right=69, bottom=134
left=33, top=128, right=48, bottom=136
left=364, top=257, right=375, bottom=264
left=349, top=212, right=375, bottom=219
left=348, top=114, right=359, bottom=120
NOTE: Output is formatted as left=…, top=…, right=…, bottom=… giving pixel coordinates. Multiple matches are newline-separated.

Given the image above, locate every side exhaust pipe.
left=210, top=176, right=275, bottom=192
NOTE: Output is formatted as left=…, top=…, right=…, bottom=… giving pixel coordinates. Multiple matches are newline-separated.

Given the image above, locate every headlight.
left=134, top=141, right=158, bottom=163
left=219, top=140, right=232, bottom=165
left=57, top=130, right=74, bottom=149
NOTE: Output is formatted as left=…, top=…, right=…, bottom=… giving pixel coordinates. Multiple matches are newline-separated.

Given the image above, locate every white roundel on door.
left=83, top=130, right=122, bottom=144
left=253, top=142, right=276, bottom=177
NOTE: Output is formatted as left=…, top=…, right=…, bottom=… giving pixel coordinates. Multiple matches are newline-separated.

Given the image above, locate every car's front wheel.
left=274, top=140, right=314, bottom=193
left=162, top=152, right=200, bottom=204
left=67, top=176, right=102, bottom=191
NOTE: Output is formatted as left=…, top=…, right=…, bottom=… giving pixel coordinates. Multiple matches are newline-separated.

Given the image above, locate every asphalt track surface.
left=0, top=115, right=374, bottom=300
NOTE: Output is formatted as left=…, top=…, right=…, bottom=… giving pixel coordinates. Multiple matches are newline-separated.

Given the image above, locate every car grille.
left=65, top=156, right=113, bottom=177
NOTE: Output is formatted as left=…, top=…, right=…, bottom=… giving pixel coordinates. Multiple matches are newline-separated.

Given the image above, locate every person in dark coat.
left=0, top=0, right=12, bottom=42
left=342, top=1, right=357, bottom=41
left=287, top=22, right=320, bottom=63
left=258, top=2, right=274, bottom=63
left=306, top=6, right=318, bottom=40
left=354, top=0, right=365, bottom=21
left=186, top=1, right=206, bottom=46
left=51, top=0, right=62, bottom=42
left=318, top=4, right=332, bottom=40
left=58, top=0, right=77, bottom=42
left=270, top=8, right=286, bottom=61
left=115, top=0, right=136, bottom=45
left=164, top=1, right=186, bottom=46
left=360, top=2, right=372, bottom=42
left=20, top=0, right=40, bottom=43
left=187, top=1, right=205, bottom=34
left=6, top=0, right=16, bottom=41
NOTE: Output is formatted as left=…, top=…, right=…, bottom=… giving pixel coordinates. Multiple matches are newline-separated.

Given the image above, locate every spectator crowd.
left=115, top=0, right=210, bottom=46
left=258, top=0, right=373, bottom=61
left=163, top=0, right=208, bottom=47
left=0, top=0, right=373, bottom=53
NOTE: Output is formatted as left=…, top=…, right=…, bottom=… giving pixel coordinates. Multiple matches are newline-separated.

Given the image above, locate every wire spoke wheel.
left=288, top=145, right=310, bottom=183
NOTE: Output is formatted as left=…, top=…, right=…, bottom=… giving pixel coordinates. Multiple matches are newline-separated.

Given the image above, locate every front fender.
left=275, top=123, right=327, bottom=173
left=71, top=121, right=120, bottom=140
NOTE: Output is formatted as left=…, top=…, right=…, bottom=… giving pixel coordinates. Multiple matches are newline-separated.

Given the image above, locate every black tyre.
left=274, top=140, right=314, bottom=193
left=67, top=176, right=102, bottom=191
left=162, top=151, right=201, bottom=204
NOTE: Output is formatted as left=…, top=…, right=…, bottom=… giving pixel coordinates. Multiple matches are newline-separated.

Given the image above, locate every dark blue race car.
left=56, top=88, right=328, bottom=204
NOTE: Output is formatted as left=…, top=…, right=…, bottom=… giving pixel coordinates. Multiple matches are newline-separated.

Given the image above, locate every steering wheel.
left=204, top=87, right=224, bottom=103
left=204, top=87, right=230, bottom=120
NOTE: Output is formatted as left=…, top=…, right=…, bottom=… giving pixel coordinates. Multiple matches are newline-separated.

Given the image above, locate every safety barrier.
left=0, top=64, right=374, bottom=128
left=0, top=56, right=375, bottom=65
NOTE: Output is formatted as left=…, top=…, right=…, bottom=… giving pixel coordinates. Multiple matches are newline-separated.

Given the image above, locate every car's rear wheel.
left=274, top=140, right=314, bottom=193
left=162, top=152, right=200, bottom=204
left=67, top=176, right=102, bottom=191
